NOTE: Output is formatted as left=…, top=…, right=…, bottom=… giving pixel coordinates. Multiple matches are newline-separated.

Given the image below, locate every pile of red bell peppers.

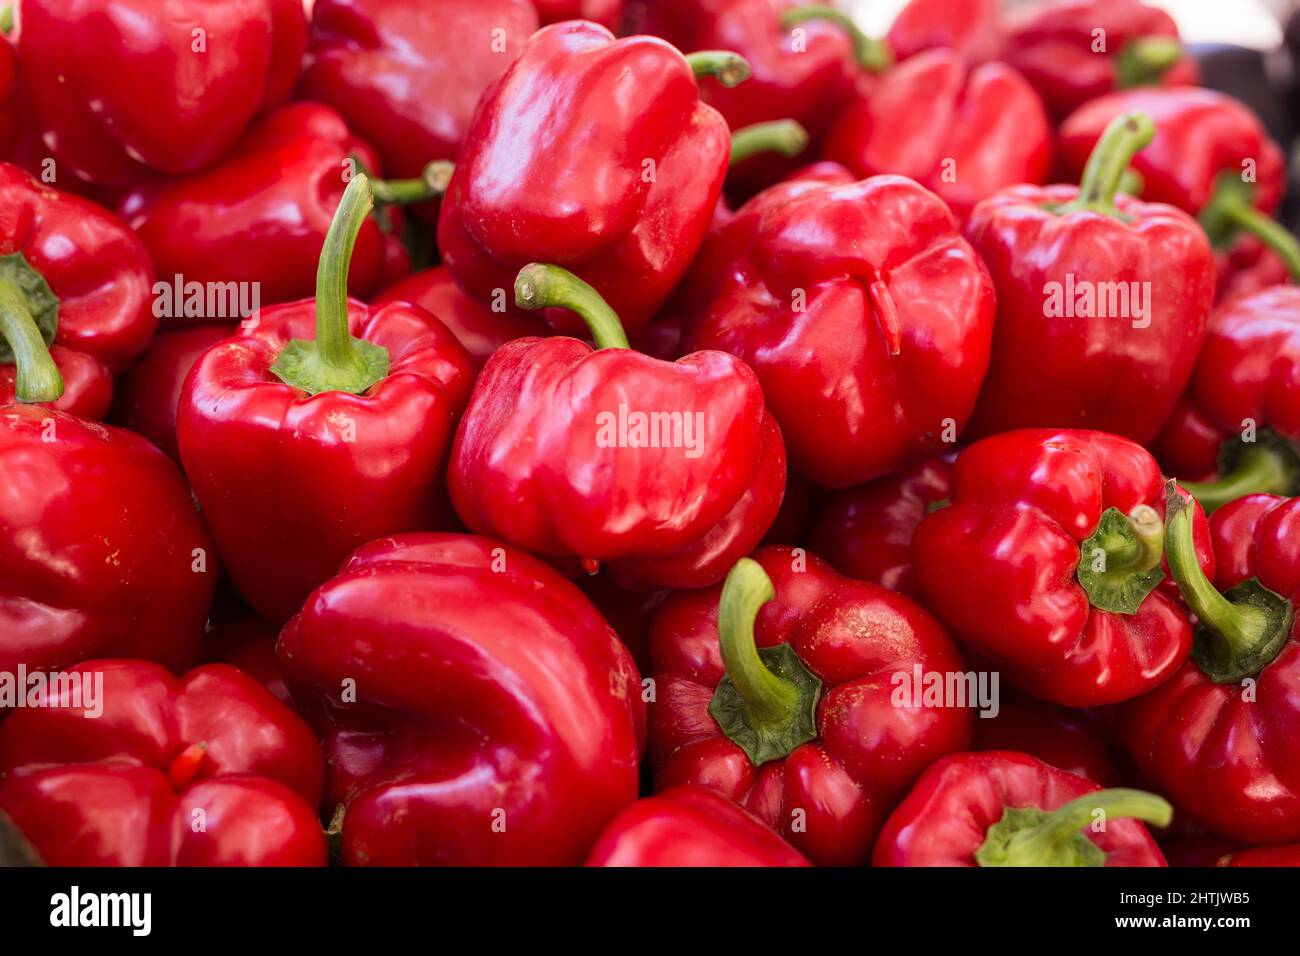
left=3, top=0, right=1300, bottom=870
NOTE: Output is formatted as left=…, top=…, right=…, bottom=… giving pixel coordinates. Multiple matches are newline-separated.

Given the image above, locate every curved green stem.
left=1163, top=480, right=1292, bottom=682
left=1118, top=166, right=1145, bottom=197
left=729, top=120, right=810, bottom=167
left=1113, top=505, right=1165, bottom=572
left=1076, top=504, right=1166, bottom=613
left=716, top=559, right=793, bottom=724
left=269, top=174, right=391, bottom=395
left=0, top=278, right=63, bottom=403
left=368, top=160, right=455, bottom=206
left=1115, top=36, right=1183, bottom=89
left=0, top=5, right=13, bottom=35
left=976, top=789, right=1173, bottom=867
left=1182, top=442, right=1297, bottom=513
left=780, top=5, right=893, bottom=72
left=1199, top=173, right=1300, bottom=281
left=514, top=264, right=629, bottom=350
left=1062, top=112, right=1156, bottom=218
left=686, top=50, right=752, bottom=88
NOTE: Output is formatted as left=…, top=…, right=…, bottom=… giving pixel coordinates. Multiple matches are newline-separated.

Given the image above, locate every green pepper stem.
left=1115, top=37, right=1183, bottom=89
left=0, top=4, right=12, bottom=35
left=989, top=790, right=1173, bottom=867
left=1118, top=166, right=1145, bottom=197
left=1164, top=482, right=1273, bottom=658
left=685, top=50, right=752, bottom=88
left=1111, top=505, right=1165, bottom=572
left=1204, top=192, right=1300, bottom=282
left=513, top=264, right=630, bottom=350
left=369, top=161, right=455, bottom=206
left=729, top=120, right=810, bottom=167
left=717, top=558, right=798, bottom=726
left=1182, top=443, right=1295, bottom=513
left=1066, top=112, right=1156, bottom=216
left=780, top=6, right=893, bottom=72
left=0, top=278, right=63, bottom=403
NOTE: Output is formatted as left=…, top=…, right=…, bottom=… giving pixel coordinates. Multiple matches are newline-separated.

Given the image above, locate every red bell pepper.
left=111, top=326, right=235, bottom=462
left=277, top=532, right=645, bottom=866
left=680, top=164, right=995, bottom=488
left=535, top=0, right=624, bottom=29
left=873, top=752, right=1171, bottom=867
left=300, top=0, right=539, bottom=186
left=178, top=174, right=474, bottom=623
left=1002, top=0, right=1197, bottom=120
left=437, top=21, right=739, bottom=334
left=202, top=613, right=291, bottom=707
left=1215, top=234, right=1291, bottom=304
left=127, top=103, right=433, bottom=315
left=0, top=660, right=325, bottom=866
left=971, top=692, right=1117, bottom=784
left=1120, top=483, right=1300, bottom=844
left=913, top=429, right=1215, bottom=707
left=824, top=48, right=1053, bottom=222
left=887, top=0, right=1003, bottom=63
left=1220, top=845, right=1300, bottom=867
left=1059, top=89, right=1294, bottom=275
left=0, top=405, right=216, bottom=676
left=0, top=162, right=156, bottom=419
left=375, top=266, right=546, bottom=370
left=449, top=263, right=785, bottom=590
left=1209, top=494, right=1300, bottom=598
left=964, top=113, right=1216, bottom=444
left=19, top=0, right=307, bottom=185
left=585, top=785, right=810, bottom=866
left=637, top=1, right=867, bottom=196
left=807, top=454, right=952, bottom=598
left=1154, top=287, right=1300, bottom=512
left=647, top=548, right=972, bottom=866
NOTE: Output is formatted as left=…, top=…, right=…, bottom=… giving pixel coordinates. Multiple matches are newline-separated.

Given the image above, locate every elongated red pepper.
left=1002, top=0, right=1197, bottom=120
left=913, top=429, right=1214, bottom=707
left=19, top=0, right=306, bottom=185
left=375, top=266, right=546, bottom=370
left=127, top=103, right=426, bottom=315
left=1153, top=287, right=1300, bottom=512
left=0, top=406, right=216, bottom=676
left=1120, top=483, right=1300, bottom=844
left=437, top=22, right=736, bottom=333
left=112, top=326, right=235, bottom=462
left=637, top=1, right=863, bottom=196
left=277, top=532, right=644, bottom=866
left=824, top=48, right=1053, bottom=222
left=964, top=113, right=1215, bottom=443
left=807, top=454, right=952, bottom=598
left=0, top=162, right=156, bottom=418
left=0, top=660, right=325, bottom=866
left=647, top=548, right=971, bottom=866
left=680, top=164, right=995, bottom=488
left=449, top=264, right=785, bottom=590
left=178, top=175, right=474, bottom=623
left=585, top=786, right=811, bottom=867
left=873, top=752, right=1170, bottom=867
left=300, top=0, right=539, bottom=186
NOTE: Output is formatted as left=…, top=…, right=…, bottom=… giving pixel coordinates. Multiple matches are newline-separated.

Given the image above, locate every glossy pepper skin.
left=375, top=266, right=546, bottom=370
left=180, top=176, right=473, bottom=623
left=0, top=406, right=217, bottom=676
left=808, top=454, right=952, bottom=599
left=1220, top=845, right=1300, bottom=867
left=585, top=786, right=811, bottom=867
left=637, top=0, right=860, bottom=196
left=1002, top=0, right=1197, bottom=120
left=681, top=165, right=995, bottom=488
left=450, top=264, right=785, bottom=591
left=0, top=660, right=325, bottom=866
left=19, top=0, right=307, bottom=185
left=647, top=548, right=972, bottom=866
left=1152, top=287, right=1300, bottom=511
left=0, top=162, right=156, bottom=419
left=873, top=752, right=1170, bottom=867
left=299, top=0, right=539, bottom=184
left=127, top=103, right=411, bottom=314
left=1209, top=495, right=1300, bottom=598
left=111, top=326, right=235, bottom=462
left=1120, top=483, right=1300, bottom=844
left=824, top=49, right=1053, bottom=222
left=913, top=429, right=1214, bottom=707
left=437, top=22, right=732, bottom=334
left=535, top=0, right=624, bottom=29
left=887, top=0, right=1002, bottom=64
left=277, top=533, right=644, bottom=866
left=963, top=114, right=1215, bottom=444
